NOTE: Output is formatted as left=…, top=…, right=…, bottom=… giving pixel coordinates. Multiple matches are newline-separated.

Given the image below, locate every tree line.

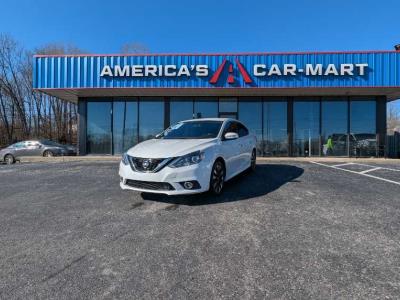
left=0, top=33, right=149, bottom=148
left=0, top=34, right=79, bottom=147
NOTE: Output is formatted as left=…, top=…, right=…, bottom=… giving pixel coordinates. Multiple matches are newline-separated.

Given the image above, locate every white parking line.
left=310, top=161, right=400, bottom=186
left=332, top=162, right=355, bottom=167
left=348, top=163, right=400, bottom=172
left=359, top=167, right=382, bottom=174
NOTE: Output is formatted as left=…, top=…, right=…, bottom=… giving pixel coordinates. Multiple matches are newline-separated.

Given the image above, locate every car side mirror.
left=224, top=132, right=239, bottom=140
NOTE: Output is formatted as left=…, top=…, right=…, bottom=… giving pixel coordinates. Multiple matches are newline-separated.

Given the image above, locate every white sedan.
left=119, top=118, right=256, bottom=195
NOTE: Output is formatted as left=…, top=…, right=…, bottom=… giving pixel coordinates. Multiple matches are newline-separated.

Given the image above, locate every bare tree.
left=388, top=102, right=400, bottom=134
left=0, top=34, right=29, bottom=139
left=0, top=34, right=82, bottom=147
left=120, top=42, right=150, bottom=54
left=35, top=43, right=86, bottom=55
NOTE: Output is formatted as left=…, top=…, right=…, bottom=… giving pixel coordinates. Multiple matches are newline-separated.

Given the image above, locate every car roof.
left=181, top=118, right=234, bottom=122
left=18, top=140, right=40, bottom=143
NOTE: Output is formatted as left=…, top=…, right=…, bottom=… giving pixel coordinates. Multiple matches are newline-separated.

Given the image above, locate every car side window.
left=237, top=123, right=249, bottom=137
left=13, top=142, right=24, bottom=148
left=222, top=122, right=238, bottom=138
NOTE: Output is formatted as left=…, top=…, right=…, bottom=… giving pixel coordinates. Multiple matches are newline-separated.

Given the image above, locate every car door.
left=219, top=121, right=241, bottom=179
left=24, top=141, right=42, bottom=156
left=15, top=142, right=30, bottom=156
left=237, top=122, right=253, bottom=171
left=8, top=142, right=25, bottom=157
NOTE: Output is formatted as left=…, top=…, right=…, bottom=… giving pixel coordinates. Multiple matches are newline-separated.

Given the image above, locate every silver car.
left=0, top=140, right=77, bottom=164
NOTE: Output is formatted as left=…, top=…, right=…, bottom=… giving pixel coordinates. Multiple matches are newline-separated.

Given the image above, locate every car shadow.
left=140, top=164, right=304, bottom=206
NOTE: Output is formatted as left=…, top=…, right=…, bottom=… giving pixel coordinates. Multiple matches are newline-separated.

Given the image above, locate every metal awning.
left=34, top=87, right=400, bottom=103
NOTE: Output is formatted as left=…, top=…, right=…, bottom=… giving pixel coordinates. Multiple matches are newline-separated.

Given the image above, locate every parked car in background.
left=322, top=133, right=377, bottom=157
left=0, top=140, right=77, bottom=164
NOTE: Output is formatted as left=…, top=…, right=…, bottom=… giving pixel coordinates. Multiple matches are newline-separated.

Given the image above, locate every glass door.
left=293, top=100, right=320, bottom=157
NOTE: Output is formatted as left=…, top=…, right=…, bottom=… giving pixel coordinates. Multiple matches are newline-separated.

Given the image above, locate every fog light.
left=183, top=181, right=194, bottom=189
left=179, top=180, right=201, bottom=190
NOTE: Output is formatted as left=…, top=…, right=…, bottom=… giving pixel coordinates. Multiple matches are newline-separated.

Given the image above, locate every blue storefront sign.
left=33, top=51, right=400, bottom=90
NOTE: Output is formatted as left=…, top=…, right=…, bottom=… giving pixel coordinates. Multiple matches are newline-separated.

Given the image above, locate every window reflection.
left=293, top=101, right=320, bottom=156
left=321, top=100, right=348, bottom=156
left=113, top=102, right=125, bottom=154
left=139, top=99, right=164, bottom=142
left=124, top=102, right=138, bottom=151
left=350, top=100, right=376, bottom=157
left=194, top=98, right=218, bottom=118
left=87, top=102, right=111, bottom=154
left=85, top=97, right=378, bottom=157
left=170, top=99, right=193, bottom=125
left=239, top=100, right=262, bottom=155
left=219, top=98, right=237, bottom=113
left=264, top=101, right=288, bottom=156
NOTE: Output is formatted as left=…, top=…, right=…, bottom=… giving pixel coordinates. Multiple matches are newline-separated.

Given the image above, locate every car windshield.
left=10, top=142, right=25, bottom=148
left=353, top=134, right=376, bottom=140
left=40, top=140, right=63, bottom=147
left=157, top=121, right=223, bottom=139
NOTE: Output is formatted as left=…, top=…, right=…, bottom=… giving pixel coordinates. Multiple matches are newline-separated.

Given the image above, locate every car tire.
left=4, top=154, right=15, bottom=165
left=209, top=159, right=225, bottom=195
left=43, top=150, right=54, bottom=157
left=250, top=149, right=256, bottom=171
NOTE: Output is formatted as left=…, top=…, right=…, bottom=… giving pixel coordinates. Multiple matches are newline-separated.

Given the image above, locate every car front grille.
left=128, top=157, right=172, bottom=173
left=125, top=179, right=175, bottom=191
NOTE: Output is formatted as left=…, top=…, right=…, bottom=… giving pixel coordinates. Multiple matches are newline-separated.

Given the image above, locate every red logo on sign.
left=209, top=59, right=252, bottom=84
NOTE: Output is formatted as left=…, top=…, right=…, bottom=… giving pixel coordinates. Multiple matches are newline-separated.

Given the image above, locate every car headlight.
left=122, top=153, right=130, bottom=165
left=169, top=151, right=205, bottom=168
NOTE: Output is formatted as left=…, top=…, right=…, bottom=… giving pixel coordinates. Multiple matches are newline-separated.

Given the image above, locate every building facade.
left=33, top=51, right=400, bottom=157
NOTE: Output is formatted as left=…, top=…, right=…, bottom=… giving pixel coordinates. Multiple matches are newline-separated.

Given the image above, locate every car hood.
left=0, top=147, right=11, bottom=152
left=127, top=138, right=217, bottom=158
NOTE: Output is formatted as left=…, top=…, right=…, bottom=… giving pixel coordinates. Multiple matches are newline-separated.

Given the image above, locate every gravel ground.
left=0, top=160, right=399, bottom=299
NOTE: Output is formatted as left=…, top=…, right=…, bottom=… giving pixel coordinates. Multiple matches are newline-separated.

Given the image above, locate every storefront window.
left=123, top=101, right=138, bottom=152
left=239, top=99, right=262, bottom=155
left=113, top=101, right=125, bottom=154
left=87, top=101, right=112, bottom=154
left=293, top=100, right=320, bottom=156
left=139, top=99, right=164, bottom=142
left=194, top=98, right=218, bottom=118
left=264, top=101, right=288, bottom=156
left=321, top=100, right=348, bottom=156
left=350, top=100, right=376, bottom=157
left=219, top=98, right=237, bottom=119
left=170, top=98, right=193, bottom=125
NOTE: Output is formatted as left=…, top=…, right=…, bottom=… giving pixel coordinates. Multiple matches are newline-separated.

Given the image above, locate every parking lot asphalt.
left=1, top=160, right=400, bottom=299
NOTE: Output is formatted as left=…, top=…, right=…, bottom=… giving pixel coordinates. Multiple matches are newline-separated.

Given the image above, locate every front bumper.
left=119, top=160, right=212, bottom=195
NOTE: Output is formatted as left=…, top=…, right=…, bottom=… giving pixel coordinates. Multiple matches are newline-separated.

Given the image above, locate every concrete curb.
left=16, top=156, right=121, bottom=163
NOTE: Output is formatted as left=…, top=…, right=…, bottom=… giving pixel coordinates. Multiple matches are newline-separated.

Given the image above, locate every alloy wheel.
left=5, top=154, right=14, bottom=165
left=44, top=151, right=53, bottom=157
left=210, top=161, right=225, bottom=195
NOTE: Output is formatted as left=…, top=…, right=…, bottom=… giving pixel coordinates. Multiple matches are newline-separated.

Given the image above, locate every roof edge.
left=33, top=50, right=400, bottom=58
